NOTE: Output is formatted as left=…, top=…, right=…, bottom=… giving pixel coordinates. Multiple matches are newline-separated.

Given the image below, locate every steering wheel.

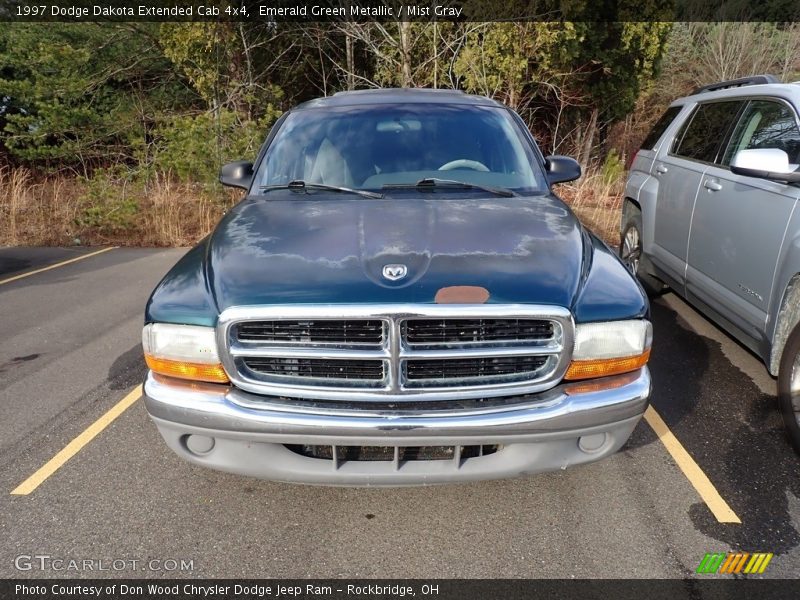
left=438, top=159, right=490, bottom=172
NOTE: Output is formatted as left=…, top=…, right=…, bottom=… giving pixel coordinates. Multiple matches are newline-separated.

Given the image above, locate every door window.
left=721, top=100, right=800, bottom=167
left=672, top=101, right=743, bottom=163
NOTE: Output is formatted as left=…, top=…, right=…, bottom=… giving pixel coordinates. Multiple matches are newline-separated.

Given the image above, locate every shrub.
left=75, top=167, right=140, bottom=235
left=149, top=109, right=279, bottom=184
left=600, top=149, right=625, bottom=186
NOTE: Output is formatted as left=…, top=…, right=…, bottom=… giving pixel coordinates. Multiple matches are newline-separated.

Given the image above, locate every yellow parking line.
left=644, top=405, right=741, bottom=524
left=0, top=247, right=117, bottom=286
left=11, top=385, right=142, bottom=495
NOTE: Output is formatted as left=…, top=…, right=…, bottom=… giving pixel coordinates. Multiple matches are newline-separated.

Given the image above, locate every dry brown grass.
left=1, top=167, right=82, bottom=246
left=137, top=175, right=232, bottom=247
left=556, top=168, right=623, bottom=249
left=0, top=166, right=236, bottom=247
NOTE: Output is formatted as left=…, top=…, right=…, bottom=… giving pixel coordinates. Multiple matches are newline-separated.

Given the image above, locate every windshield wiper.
left=259, top=180, right=383, bottom=199
left=382, top=178, right=515, bottom=198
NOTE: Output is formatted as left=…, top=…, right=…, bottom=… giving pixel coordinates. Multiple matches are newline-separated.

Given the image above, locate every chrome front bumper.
left=143, top=368, right=651, bottom=486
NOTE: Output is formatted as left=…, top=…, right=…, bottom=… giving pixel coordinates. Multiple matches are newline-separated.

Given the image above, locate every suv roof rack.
left=332, top=88, right=465, bottom=97
left=692, top=74, right=780, bottom=95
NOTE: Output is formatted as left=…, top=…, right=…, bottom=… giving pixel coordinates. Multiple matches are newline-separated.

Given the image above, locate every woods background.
left=1, top=21, right=799, bottom=246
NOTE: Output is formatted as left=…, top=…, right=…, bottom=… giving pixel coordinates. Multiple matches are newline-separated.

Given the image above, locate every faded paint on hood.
left=145, top=192, right=648, bottom=326
left=205, top=194, right=583, bottom=310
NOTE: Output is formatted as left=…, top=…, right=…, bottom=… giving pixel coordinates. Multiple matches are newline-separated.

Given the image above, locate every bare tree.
left=689, top=22, right=800, bottom=84
left=331, top=19, right=467, bottom=89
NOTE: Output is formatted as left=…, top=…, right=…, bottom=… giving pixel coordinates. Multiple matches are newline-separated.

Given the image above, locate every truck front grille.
left=404, top=356, right=549, bottom=387
left=404, top=318, right=553, bottom=346
left=238, top=320, right=383, bottom=345
left=219, top=305, right=572, bottom=404
left=243, top=357, right=385, bottom=382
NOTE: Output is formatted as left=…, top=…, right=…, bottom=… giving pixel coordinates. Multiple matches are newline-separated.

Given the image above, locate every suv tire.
left=778, top=323, right=800, bottom=454
left=620, top=209, right=667, bottom=297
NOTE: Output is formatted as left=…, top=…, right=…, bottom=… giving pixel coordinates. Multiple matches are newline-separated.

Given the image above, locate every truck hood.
left=204, top=194, right=586, bottom=311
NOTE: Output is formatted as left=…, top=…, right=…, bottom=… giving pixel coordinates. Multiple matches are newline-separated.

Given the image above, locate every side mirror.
left=730, top=149, right=800, bottom=183
left=220, top=161, right=254, bottom=189
left=545, top=155, right=582, bottom=184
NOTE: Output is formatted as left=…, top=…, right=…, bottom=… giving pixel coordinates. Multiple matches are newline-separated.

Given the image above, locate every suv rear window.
left=672, top=100, right=743, bottom=163
left=640, top=106, right=682, bottom=150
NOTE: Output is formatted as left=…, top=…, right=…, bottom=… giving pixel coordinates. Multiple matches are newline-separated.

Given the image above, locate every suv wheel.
left=778, top=323, right=800, bottom=454
left=620, top=209, right=666, bottom=296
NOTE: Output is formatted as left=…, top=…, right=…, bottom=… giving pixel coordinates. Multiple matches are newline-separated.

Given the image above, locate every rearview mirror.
left=730, top=149, right=800, bottom=183
left=545, top=155, right=581, bottom=184
left=220, top=161, right=254, bottom=189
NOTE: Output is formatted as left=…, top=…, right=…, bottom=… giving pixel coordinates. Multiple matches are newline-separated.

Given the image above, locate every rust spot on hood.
left=435, top=286, right=490, bottom=304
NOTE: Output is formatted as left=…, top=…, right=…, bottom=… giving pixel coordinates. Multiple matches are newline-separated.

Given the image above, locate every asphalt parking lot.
left=1, top=246, right=799, bottom=578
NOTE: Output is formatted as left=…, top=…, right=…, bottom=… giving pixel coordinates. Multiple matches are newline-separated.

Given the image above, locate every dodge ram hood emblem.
left=382, top=264, right=408, bottom=281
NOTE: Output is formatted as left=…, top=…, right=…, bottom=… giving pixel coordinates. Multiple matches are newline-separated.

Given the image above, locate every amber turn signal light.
left=145, top=354, right=230, bottom=384
left=564, top=349, right=650, bottom=381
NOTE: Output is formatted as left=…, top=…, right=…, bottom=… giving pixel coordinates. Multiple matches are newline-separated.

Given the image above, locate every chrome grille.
left=404, top=318, right=553, bottom=346
left=218, top=305, right=573, bottom=403
left=404, top=355, right=550, bottom=387
left=238, top=320, right=383, bottom=345
left=243, top=357, right=385, bottom=381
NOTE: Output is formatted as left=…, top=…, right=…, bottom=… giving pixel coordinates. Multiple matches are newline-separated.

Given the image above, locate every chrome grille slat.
left=230, top=346, right=390, bottom=359
left=398, top=344, right=561, bottom=359
left=218, top=305, right=574, bottom=403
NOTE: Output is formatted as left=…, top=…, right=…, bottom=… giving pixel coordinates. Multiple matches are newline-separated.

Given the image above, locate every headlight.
left=142, top=323, right=229, bottom=384
left=565, top=320, right=652, bottom=380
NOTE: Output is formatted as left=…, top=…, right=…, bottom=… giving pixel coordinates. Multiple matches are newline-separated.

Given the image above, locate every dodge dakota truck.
left=142, top=88, right=652, bottom=485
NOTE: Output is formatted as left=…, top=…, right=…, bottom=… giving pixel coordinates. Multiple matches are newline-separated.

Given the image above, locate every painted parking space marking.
left=0, top=246, right=117, bottom=286
left=644, top=405, right=741, bottom=524
left=11, top=385, right=141, bottom=495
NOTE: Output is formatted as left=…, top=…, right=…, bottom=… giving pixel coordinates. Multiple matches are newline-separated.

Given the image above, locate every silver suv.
left=621, top=75, right=800, bottom=452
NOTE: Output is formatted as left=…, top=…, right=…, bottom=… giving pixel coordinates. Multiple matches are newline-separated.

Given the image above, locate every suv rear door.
left=651, top=100, right=744, bottom=291
left=687, top=99, right=800, bottom=348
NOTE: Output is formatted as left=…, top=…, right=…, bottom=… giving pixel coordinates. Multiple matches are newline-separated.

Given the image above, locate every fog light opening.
left=578, top=433, right=608, bottom=454
left=183, top=434, right=216, bottom=456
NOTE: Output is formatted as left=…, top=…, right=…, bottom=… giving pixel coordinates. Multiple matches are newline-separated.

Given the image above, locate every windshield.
left=254, top=103, right=545, bottom=194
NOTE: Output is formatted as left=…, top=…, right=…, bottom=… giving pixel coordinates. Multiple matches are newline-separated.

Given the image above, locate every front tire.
left=778, top=323, right=800, bottom=454
left=620, top=210, right=666, bottom=297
